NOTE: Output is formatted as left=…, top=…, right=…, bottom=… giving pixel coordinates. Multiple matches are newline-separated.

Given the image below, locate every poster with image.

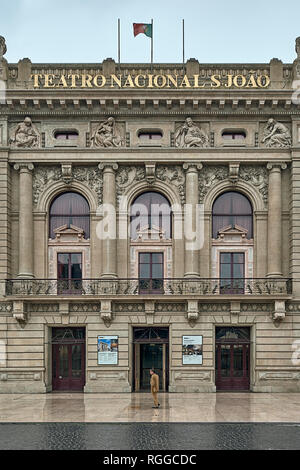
left=97, top=335, right=119, bottom=365
left=182, top=335, right=203, bottom=365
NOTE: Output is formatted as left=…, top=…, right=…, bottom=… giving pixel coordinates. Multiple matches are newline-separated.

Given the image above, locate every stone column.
left=183, top=163, right=202, bottom=278
left=266, top=163, right=287, bottom=278
left=98, top=163, right=118, bottom=278
left=14, top=163, right=34, bottom=278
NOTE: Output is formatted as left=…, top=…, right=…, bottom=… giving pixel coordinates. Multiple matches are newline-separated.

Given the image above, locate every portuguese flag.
left=133, top=23, right=152, bottom=38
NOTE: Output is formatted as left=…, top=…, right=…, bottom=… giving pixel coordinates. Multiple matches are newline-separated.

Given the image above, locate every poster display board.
left=182, top=335, right=203, bottom=365
left=97, top=335, right=119, bottom=365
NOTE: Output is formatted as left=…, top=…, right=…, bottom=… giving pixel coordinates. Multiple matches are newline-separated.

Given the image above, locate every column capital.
left=13, top=162, right=34, bottom=172
left=183, top=162, right=203, bottom=172
left=98, top=162, right=118, bottom=172
left=266, top=162, right=287, bottom=171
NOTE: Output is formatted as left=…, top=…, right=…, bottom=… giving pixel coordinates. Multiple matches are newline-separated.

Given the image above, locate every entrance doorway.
left=133, top=327, right=169, bottom=391
left=52, top=327, right=85, bottom=391
left=215, top=327, right=250, bottom=391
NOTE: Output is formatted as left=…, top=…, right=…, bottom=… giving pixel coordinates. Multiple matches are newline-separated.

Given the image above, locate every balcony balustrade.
left=5, top=278, right=292, bottom=297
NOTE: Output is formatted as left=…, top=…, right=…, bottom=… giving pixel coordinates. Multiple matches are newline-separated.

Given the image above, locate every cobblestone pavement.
left=0, top=422, right=299, bottom=450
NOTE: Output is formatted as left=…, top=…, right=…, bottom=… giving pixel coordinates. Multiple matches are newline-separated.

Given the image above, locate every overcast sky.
left=1, top=0, right=300, bottom=64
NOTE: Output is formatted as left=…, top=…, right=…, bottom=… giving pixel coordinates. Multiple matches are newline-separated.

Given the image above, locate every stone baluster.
left=98, top=163, right=118, bottom=278
left=14, top=163, right=34, bottom=278
left=266, top=163, right=287, bottom=277
left=183, top=163, right=203, bottom=278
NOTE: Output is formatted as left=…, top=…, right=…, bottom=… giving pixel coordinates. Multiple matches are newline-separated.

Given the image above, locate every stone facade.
left=0, top=35, right=300, bottom=393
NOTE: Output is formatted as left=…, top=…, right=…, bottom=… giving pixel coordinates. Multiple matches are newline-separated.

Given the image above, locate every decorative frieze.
left=27, top=303, right=59, bottom=313
left=239, top=165, right=268, bottom=206
left=33, top=165, right=103, bottom=206
left=0, top=302, right=12, bottom=312
left=199, top=303, right=230, bottom=312
left=156, top=303, right=186, bottom=312
left=241, top=303, right=272, bottom=313
left=198, top=165, right=228, bottom=203
left=156, top=165, right=185, bottom=204
left=69, top=303, right=101, bottom=313
left=116, top=165, right=145, bottom=199
left=113, top=303, right=145, bottom=313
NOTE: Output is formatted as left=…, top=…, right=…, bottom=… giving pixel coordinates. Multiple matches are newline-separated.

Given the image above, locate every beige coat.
left=150, top=373, right=159, bottom=393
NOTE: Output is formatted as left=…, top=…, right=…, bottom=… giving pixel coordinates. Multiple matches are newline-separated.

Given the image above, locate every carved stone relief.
left=90, top=117, right=124, bottom=148
left=156, top=165, right=185, bottom=204
left=116, top=166, right=145, bottom=200
left=10, top=117, right=40, bottom=148
left=174, top=117, right=209, bottom=148
left=198, top=165, right=228, bottom=203
left=239, top=165, right=268, bottom=206
left=33, top=165, right=103, bottom=207
left=261, top=118, right=291, bottom=148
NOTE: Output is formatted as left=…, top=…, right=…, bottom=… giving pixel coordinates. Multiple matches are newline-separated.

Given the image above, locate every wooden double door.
left=215, top=327, right=250, bottom=391
left=52, top=328, right=85, bottom=391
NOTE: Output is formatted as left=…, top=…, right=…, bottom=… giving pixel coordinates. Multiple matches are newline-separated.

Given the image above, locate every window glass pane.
left=131, top=192, right=171, bottom=239
left=152, top=253, right=163, bottom=263
left=216, top=327, right=250, bottom=341
left=233, top=345, right=243, bottom=377
left=59, top=345, right=69, bottom=378
left=220, top=345, right=230, bottom=377
left=212, top=192, right=253, bottom=238
left=50, top=192, right=90, bottom=238
left=72, top=345, right=82, bottom=378
left=233, top=263, right=244, bottom=278
left=58, top=254, right=69, bottom=279
left=152, top=264, right=163, bottom=278
left=233, top=253, right=244, bottom=263
left=140, top=264, right=151, bottom=278
left=220, top=264, right=231, bottom=278
left=220, top=253, right=231, bottom=264
left=139, top=253, right=150, bottom=264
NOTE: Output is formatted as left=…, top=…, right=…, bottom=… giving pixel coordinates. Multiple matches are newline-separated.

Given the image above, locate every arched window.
left=49, top=192, right=90, bottom=239
left=212, top=191, right=253, bottom=239
left=130, top=191, right=172, bottom=240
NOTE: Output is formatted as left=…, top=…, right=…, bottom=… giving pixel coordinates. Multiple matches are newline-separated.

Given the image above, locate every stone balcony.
left=5, top=278, right=292, bottom=299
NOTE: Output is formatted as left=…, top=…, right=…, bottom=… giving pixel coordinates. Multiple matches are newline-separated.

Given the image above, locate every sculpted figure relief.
left=10, top=117, right=40, bottom=148
left=262, top=118, right=291, bottom=148
left=175, top=117, right=209, bottom=148
left=0, top=36, right=7, bottom=60
left=90, top=117, right=124, bottom=148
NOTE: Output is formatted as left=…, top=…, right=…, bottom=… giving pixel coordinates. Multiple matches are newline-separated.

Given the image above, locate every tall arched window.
left=49, top=192, right=90, bottom=239
left=130, top=191, right=172, bottom=240
left=212, top=191, right=253, bottom=239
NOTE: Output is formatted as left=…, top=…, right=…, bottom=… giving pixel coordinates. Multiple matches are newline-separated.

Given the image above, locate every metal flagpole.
left=118, top=18, right=121, bottom=68
left=151, top=19, right=153, bottom=66
left=182, top=19, right=185, bottom=71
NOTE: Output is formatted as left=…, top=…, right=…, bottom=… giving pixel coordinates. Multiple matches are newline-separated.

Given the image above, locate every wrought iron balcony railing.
left=5, top=278, right=292, bottom=296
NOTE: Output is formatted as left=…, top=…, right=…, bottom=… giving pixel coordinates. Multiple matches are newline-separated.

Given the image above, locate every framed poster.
left=97, top=335, right=119, bottom=365
left=182, top=335, right=203, bottom=365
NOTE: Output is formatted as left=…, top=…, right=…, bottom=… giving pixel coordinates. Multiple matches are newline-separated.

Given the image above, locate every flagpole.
left=118, top=18, right=121, bottom=68
left=151, top=19, right=153, bottom=67
left=182, top=19, right=185, bottom=67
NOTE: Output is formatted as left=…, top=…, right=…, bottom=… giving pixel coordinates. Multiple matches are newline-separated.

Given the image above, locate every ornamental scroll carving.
left=239, top=165, right=268, bottom=206
left=33, top=165, right=103, bottom=207
left=156, top=165, right=185, bottom=204
left=116, top=166, right=145, bottom=199
left=198, top=166, right=228, bottom=203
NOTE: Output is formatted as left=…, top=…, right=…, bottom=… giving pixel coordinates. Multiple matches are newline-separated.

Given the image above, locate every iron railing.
left=5, top=278, right=292, bottom=296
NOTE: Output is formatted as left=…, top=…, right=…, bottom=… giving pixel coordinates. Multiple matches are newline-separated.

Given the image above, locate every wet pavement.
left=0, top=422, right=299, bottom=450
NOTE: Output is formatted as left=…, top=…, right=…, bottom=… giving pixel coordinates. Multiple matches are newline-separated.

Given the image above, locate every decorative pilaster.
left=266, top=163, right=287, bottom=278
left=14, top=163, right=34, bottom=279
left=98, top=163, right=118, bottom=278
left=183, top=163, right=203, bottom=278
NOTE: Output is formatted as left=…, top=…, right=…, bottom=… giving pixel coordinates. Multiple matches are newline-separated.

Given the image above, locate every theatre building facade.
left=1, top=35, right=300, bottom=393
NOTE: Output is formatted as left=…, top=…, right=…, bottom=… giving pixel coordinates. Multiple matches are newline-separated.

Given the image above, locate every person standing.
left=150, top=369, right=160, bottom=409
